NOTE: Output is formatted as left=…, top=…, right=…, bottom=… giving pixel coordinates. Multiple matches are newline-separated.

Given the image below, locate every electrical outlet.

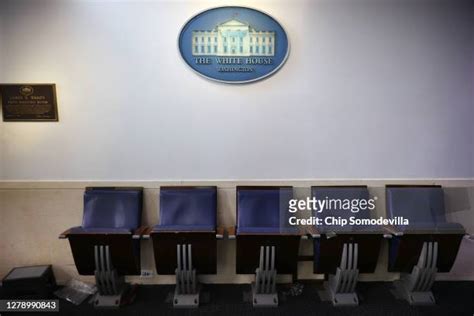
left=140, top=269, right=154, bottom=278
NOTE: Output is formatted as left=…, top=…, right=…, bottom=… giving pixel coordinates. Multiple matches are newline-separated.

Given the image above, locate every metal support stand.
left=394, top=241, right=438, bottom=305
left=252, top=246, right=278, bottom=307
left=93, top=245, right=128, bottom=308
left=174, top=244, right=199, bottom=308
left=323, top=243, right=359, bottom=306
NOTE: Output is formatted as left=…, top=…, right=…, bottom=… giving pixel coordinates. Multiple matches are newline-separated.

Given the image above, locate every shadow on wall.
left=441, top=187, right=474, bottom=280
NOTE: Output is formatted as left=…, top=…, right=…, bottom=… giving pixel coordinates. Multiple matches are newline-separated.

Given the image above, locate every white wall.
left=0, top=0, right=472, bottom=180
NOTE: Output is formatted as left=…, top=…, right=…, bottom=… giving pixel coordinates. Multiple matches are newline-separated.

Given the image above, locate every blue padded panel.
left=389, top=236, right=402, bottom=269
left=237, top=187, right=293, bottom=234
left=311, top=187, right=376, bottom=233
left=386, top=186, right=465, bottom=268
left=159, top=187, right=216, bottom=230
left=237, top=226, right=299, bottom=234
left=70, top=226, right=131, bottom=234
left=317, top=225, right=381, bottom=234
left=433, top=222, right=465, bottom=231
left=313, top=238, right=321, bottom=269
left=153, top=224, right=215, bottom=232
left=82, top=189, right=142, bottom=230
left=386, top=186, right=446, bottom=229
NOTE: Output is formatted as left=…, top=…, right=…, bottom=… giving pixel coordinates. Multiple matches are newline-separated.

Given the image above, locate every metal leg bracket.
left=173, top=244, right=199, bottom=308
left=93, top=245, right=127, bottom=308
left=395, top=241, right=438, bottom=305
left=252, top=246, right=278, bottom=307
left=323, top=243, right=359, bottom=306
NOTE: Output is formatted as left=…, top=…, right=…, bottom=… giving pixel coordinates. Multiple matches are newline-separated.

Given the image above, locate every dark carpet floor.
left=2, top=281, right=474, bottom=316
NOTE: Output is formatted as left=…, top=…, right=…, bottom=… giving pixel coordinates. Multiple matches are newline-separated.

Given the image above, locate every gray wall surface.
left=0, top=7, right=4, bottom=179
left=0, top=0, right=472, bottom=180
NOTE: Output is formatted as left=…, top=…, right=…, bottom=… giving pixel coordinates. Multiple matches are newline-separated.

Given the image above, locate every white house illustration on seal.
left=192, top=19, right=275, bottom=56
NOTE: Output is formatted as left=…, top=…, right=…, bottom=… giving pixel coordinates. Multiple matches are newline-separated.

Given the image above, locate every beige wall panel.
left=0, top=180, right=473, bottom=284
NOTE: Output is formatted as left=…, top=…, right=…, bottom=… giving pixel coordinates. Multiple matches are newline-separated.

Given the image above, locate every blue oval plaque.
left=178, top=6, right=289, bottom=83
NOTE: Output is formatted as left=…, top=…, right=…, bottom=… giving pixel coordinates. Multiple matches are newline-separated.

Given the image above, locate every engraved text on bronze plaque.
left=0, top=84, right=58, bottom=121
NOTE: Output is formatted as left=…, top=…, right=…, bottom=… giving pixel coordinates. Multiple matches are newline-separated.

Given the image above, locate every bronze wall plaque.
left=0, top=84, right=58, bottom=121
